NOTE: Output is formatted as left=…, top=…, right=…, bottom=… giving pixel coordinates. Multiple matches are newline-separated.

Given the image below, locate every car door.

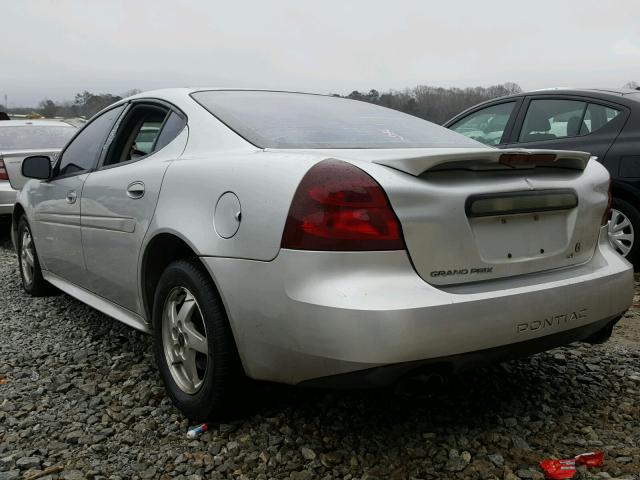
left=80, top=101, right=188, bottom=314
left=31, top=105, right=126, bottom=285
left=505, top=95, right=629, bottom=159
left=446, top=98, right=523, bottom=146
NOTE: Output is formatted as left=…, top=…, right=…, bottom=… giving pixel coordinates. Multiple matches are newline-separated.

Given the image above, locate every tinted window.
left=0, top=125, right=76, bottom=150
left=57, top=105, right=125, bottom=176
left=449, top=102, right=515, bottom=146
left=519, top=99, right=586, bottom=142
left=154, top=112, right=186, bottom=150
left=580, top=103, right=620, bottom=135
left=103, top=105, right=168, bottom=166
left=134, top=121, right=163, bottom=154
left=192, top=90, right=482, bottom=149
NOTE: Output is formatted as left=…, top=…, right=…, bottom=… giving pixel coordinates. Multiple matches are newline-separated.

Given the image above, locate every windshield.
left=191, top=90, right=483, bottom=149
left=0, top=125, right=76, bottom=150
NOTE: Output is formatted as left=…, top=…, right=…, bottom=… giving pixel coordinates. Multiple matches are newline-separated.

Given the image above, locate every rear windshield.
left=0, top=125, right=76, bottom=150
left=191, top=90, right=483, bottom=149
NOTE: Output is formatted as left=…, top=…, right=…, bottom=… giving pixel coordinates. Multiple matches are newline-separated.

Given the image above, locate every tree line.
left=336, top=82, right=523, bottom=124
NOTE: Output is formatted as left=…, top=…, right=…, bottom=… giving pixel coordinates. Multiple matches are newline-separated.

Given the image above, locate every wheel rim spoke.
left=182, top=350, right=201, bottom=390
left=177, top=296, right=196, bottom=323
left=183, top=321, right=208, bottom=354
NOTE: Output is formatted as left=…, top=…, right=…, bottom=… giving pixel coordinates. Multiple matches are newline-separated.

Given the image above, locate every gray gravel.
left=0, top=229, right=639, bottom=480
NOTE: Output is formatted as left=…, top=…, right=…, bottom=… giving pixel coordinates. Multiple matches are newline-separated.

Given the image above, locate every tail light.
left=281, top=159, right=405, bottom=251
left=601, top=180, right=612, bottom=226
left=0, top=159, right=8, bottom=181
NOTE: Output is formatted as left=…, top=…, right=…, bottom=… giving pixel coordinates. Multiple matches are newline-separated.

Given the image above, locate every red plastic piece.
left=540, top=451, right=604, bottom=479
left=575, top=451, right=604, bottom=468
left=540, top=459, right=576, bottom=479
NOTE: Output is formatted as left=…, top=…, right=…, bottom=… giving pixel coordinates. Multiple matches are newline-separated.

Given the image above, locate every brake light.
left=602, top=180, right=612, bottom=226
left=0, top=159, right=8, bottom=181
left=281, top=159, right=405, bottom=251
left=499, top=153, right=556, bottom=166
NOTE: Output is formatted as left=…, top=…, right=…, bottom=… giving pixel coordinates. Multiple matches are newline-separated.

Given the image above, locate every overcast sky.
left=2, top=0, right=639, bottom=106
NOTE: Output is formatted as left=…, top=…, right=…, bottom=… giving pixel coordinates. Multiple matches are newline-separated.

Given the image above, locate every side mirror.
left=22, top=155, right=52, bottom=180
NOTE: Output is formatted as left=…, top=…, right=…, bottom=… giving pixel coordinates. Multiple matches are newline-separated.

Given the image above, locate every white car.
left=0, top=119, right=76, bottom=218
left=13, top=89, right=633, bottom=420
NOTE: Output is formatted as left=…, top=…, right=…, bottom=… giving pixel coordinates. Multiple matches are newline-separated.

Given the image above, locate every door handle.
left=126, top=181, right=145, bottom=199
left=66, top=190, right=77, bottom=204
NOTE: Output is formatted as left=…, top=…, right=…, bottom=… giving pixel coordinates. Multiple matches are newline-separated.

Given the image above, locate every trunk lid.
left=308, top=147, right=606, bottom=285
left=1, top=149, right=60, bottom=190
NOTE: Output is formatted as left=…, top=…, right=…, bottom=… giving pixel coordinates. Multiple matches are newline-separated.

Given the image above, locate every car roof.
left=0, top=119, right=76, bottom=127
left=490, top=87, right=640, bottom=103
left=527, top=87, right=640, bottom=97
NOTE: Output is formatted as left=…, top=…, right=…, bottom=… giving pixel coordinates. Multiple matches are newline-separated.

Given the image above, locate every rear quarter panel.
left=149, top=150, right=321, bottom=261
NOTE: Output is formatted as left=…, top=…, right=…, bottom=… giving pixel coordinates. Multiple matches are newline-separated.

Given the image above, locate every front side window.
left=519, top=99, right=586, bottom=142
left=581, top=103, right=621, bottom=135
left=449, top=102, right=515, bottom=146
left=191, top=90, right=482, bottom=149
left=57, top=105, right=125, bottom=176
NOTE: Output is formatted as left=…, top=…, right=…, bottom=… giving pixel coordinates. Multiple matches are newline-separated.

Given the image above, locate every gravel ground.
left=0, top=228, right=639, bottom=480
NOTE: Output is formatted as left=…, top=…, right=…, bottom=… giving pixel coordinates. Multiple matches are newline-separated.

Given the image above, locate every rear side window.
left=191, top=90, right=482, bottom=149
left=57, top=105, right=125, bottom=176
left=581, top=104, right=620, bottom=135
left=519, top=99, right=587, bottom=142
left=154, top=112, right=187, bottom=150
left=449, top=102, right=515, bottom=146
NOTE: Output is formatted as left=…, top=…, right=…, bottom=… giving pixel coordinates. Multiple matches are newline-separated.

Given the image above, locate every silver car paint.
left=27, top=174, right=88, bottom=284
left=14, top=88, right=634, bottom=385
left=0, top=180, right=14, bottom=215
left=0, top=149, right=61, bottom=215
left=81, top=127, right=188, bottom=313
left=3, top=149, right=61, bottom=190
left=202, top=228, right=631, bottom=384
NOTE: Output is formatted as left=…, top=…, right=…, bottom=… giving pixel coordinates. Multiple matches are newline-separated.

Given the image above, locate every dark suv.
left=445, top=88, right=640, bottom=268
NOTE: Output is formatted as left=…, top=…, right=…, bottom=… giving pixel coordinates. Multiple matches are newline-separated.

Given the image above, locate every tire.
left=16, top=216, right=56, bottom=296
left=608, top=197, right=640, bottom=270
left=152, top=258, right=241, bottom=420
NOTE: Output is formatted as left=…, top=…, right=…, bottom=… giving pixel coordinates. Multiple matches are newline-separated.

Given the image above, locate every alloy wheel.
left=20, top=228, right=35, bottom=286
left=162, top=286, right=209, bottom=394
left=608, top=208, right=635, bottom=257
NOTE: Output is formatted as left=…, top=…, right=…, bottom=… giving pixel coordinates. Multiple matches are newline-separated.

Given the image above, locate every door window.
left=102, top=104, right=185, bottom=167
left=518, top=99, right=587, bottom=142
left=581, top=103, right=621, bottom=135
left=56, top=105, right=125, bottom=176
left=449, top=102, right=515, bottom=146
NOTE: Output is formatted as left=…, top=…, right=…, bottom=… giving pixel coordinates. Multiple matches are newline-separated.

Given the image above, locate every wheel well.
left=611, top=184, right=640, bottom=209
left=12, top=203, right=25, bottom=225
left=141, top=233, right=199, bottom=324
left=11, top=203, right=26, bottom=244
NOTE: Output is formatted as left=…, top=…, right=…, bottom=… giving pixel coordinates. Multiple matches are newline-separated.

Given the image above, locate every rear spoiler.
left=372, top=148, right=592, bottom=176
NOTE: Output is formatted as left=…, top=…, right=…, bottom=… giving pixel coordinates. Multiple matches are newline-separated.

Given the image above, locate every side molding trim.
left=41, top=271, right=151, bottom=334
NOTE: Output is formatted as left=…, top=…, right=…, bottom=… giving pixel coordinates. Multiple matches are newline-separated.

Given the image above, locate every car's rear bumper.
left=202, top=227, right=633, bottom=385
left=0, top=180, right=16, bottom=216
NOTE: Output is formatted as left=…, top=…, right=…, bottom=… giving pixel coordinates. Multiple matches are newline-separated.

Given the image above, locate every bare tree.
left=342, top=83, right=522, bottom=124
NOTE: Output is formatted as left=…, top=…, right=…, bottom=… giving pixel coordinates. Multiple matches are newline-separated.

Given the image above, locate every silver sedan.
left=13, top=89, right=633, bottom=420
